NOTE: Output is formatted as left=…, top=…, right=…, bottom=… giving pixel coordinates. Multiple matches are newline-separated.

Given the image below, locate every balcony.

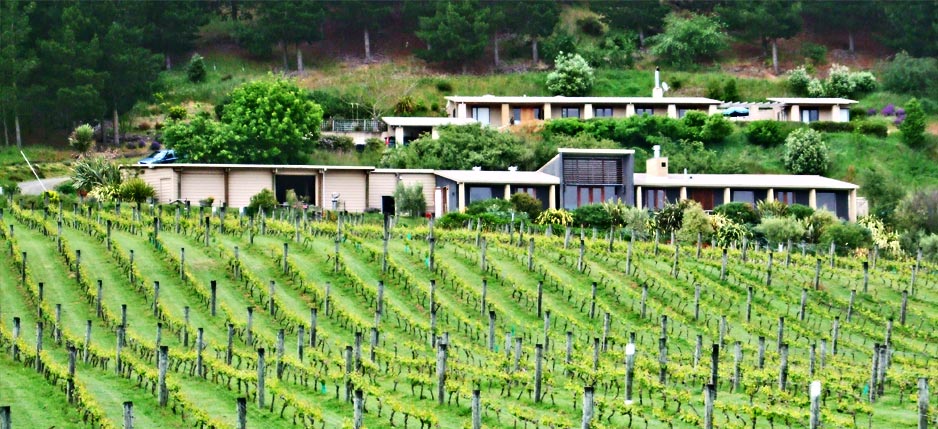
left=320, top=119, right=384, bottom=133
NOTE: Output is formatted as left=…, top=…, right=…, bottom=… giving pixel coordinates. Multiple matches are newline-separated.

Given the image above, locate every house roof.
left=634, top=173, right=859, bottom=190
left=434, top=170, right=560, bottom=185
left=766, top=97, right=858, bottom=105
left=445, top=95, right=722, bottom=105
left=372, top=168, right=436, bottom=174
left=125, top=164, right=375, bottom=171
left=558, top=148, right=635, bottom=155
left=381, top=116, right=477, bottom=127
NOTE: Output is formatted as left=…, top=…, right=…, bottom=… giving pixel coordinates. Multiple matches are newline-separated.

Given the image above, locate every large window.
left=777, top=191, right=795, bottom=205
left=578, top=186, right=605, bottom=206
left=678, top=108, right=691, bottom=118
left=471, top=107, right=491, bottom=124
left=515, top=187, right=537, bottom=197
left=732, top=190, right=756, bottom=205
left=468, top=187, right=493, bottom=203
left=817, top=192, right=837, bottom=213
left=646, top=189, right=667, bottom=210
left=511, top=108, right=522, bottom=124
left=636, top=107, right=654, bottom=116
left=561, top=107, right=580, bottom=118
left=801, top=108, right=820, bottom=123
left=595, top=107, right=614, bottom=117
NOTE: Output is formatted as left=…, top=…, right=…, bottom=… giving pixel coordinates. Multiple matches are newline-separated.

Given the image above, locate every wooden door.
left=689, top=188, right=715, bottom=210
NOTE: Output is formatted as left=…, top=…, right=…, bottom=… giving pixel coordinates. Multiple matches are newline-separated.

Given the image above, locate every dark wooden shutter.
left=563, top=157, right=622, bottom=185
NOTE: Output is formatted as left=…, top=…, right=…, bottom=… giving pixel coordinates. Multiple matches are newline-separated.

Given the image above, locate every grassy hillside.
left=1, top=199, right=937, bottom=428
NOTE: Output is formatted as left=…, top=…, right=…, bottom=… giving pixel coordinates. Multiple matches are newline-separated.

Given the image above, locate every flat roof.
left=381, top=116, right=477, bottom=127
left=372, top=168, right=436, bottom=174
left=124, top=164, right=375, bottom=171
left=766, top=97, right=858, bottom=105
left=446, top=95, right=721, bottom=105
left=635, top=173, right=858, bottom=190
left=559, top=148, right=635, bottom=155
left=435, top=170, right=560, bottom=185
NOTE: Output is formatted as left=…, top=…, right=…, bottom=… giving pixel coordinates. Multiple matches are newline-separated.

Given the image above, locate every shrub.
left=118, top=178, right=156, bottom=204
left=746, top=120, right=788, bottom=147
left=682, top=111, right=708, bottom=129
left=394, top=182, right=426, bottom=217
left=756, top=200, right=789, bottom=218
left=856, top=120, right=888, bottom=138
left=540, top=31, right=577, bottom=65
left=802, top=209, right=838, bottom=243
left=711, top=214, right=750, bottom=248
left=167, top=105, right=188, bottom=121
left=801, top=42, right=827, bottom=64
left=394, top=95, right=418, bottom=115
left=149, top=141, right=163, bottom=151
left=677, top=201, right=712, bottom=243
left=807, top=78, right=826, bottom=97
left=788, top=204, right=814, bottom=220
left=714, top=202, right=759, bottom=226
left=535, top=208, right=573, bottom=226
left=437, top=212, right=471, bottom=229
left=572, top=204, right=613, bottom=229
left=319, top=135, right=355, bottom=151
left=700, top=114, right=734, bottom=144
left=895, top=189, right=938, bottom=236
left=825, top=64, right=855, bottom=98
left=435, top=80, right=453, bottom=93
left=653, top=200, right=693, bottom=234
left=849, top=107, right=867, bottom=120
left=705, top=79, right=723, bottom=100
left=510, top=192, right=543, bottom=221
left=247, top=188, right=278, bottom=215
left=187, top=53, right=207, bottom=83
left=858, top=215, right=902, bottom=256
left=577, top=15, right=607, bottom=36
left=54, top=180, right=77, bottom=195
left=788, top=66, right=811, bottom=96
left=850, top=71, right=877, bottom=94
left=68, top=123, right=95, bottom=153
left=920, top=234, right=938, bottom=262
left=756, top=217, right=805, bottom=247
left=71, top=156, right=121, bottom=192
left=783, top=128, right=829, bottom=175
left=809, top=121, right=855, bottom=133
left=818, top=222, right=872, bottom=254
left=880, top=51, right=938, bottom=97
left=722, top=79, right=739, bottom=102
left=648, top=12, right=728, bottom=68
left=546, top=52, right=594, bottom=96
left=900, top=98, right=927, bottom=148
left=466, top=198, right=513, bottom=215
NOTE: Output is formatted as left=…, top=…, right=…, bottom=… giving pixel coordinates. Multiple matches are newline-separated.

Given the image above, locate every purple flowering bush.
left=882, top=104, right=896, bottom=116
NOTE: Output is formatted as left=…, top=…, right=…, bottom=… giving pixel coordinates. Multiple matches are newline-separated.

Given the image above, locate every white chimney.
left=646, top=145, right=668, bottom=178
left=652, top=66, right=664, bottom=98
left=653, top=145, right=661, bottom=159
left=472, top=166, right=482, bottom=171
left=508, top=166, right=518, bottom=172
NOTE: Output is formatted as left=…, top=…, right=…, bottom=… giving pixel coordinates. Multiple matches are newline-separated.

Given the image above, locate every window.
left=801, top=108, right=820, bottom=123
left=561, top=107, right=580, bottom=118
left=646, top=189, right=667, bottom=210
left=636, top=107, right=654, bottom=116
left=534, top=107, right=544, bottom=120
left=776, top=191, right=795, bottom=205
left=471, top=107, right=491, bottom=124
left=678, top=109, right=690, bottom=118
left=816, top=192, right=837, bottom=213
left=511, top=108, right=522, bottom=124
left=515, top=187, right=537, bottom=197
left=577, top=186, right=605, bottom=206
left=595, top=107, right=614, bottom=118
left=468, top=187, right=493, bottom=203
left=732, top=190, right=755, bottom=205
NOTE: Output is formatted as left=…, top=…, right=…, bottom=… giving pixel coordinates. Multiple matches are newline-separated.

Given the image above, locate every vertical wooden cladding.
left=138, top=168, right=176, bottom=203
left=562, top=158, right=623, bottom=185
left=368, top=172, right=437, bottom=211
left=324, top=170, right=367, bottom=212
left=180, top=170, right=225, bottom=206
left=228, top=170, right=273, bottom=208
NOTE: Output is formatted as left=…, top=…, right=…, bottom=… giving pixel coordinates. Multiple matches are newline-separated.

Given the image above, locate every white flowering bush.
left=546, top=52, right=594, bottom=96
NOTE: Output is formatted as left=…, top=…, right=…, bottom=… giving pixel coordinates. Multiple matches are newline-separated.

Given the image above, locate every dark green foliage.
left=856, top=121, right=888, bottom=138
left=788, top=204, right=814, bottom=220
left=437, top=212, right=471, bottom=229
left=394, top=182, right=427, bottom=217
left=880, top=52, right=938, bottom=97
left=819, top=222, right=872, bottom=255
left=118, top=178, right=156, bottom=204
left=593, top=1, right=669, bottom=46
left=236, top=1, right=324, bottom=68
left=543, top=115, right=693, bottom=150
left=783, top=128, right=829, bottom=175
left=380, top=124, right=524, bottom=170
left=714, top=202, right=759, bottom=226
left=705, top=80, right=723, bottom=100
left=54, top=180, right=77, bottom=196
left=580, top=32, right=636, bottom=68
left=661, top=139, right=719, bottom=174
left=510, top=192, right=543, bottom=221
left=745, top=120, right=793, bottom=147
left=186, top=53, right=207, bottom=83
left=394, top=96, right=418, bottom=115
left=860, top=167, right=904, bottom=224
left=681, top=111, right=708, bottom=129
left=416, top=1, right=490, bottom=69
left=809, top=122, right=855, bottom=133
left=540, top=32, right=577, bottom=64
left=648, top=12, right=728, bottom=68
left=801, top=42, right=827, bottom=64
left=435, top=80, right=453, bottom=93
left=849, top=107, right=867, bottom=120
left=572, top=204, right=613, bottom=229
left=895, top=189, right=938, bottom=236
left=167, top=105, right=188, bottom=121
left=882, top=3, right=938, bottom=57
left=654, top=200, right=693, bottom=234
left=577, top=15, right=607, bottom=36
left=466, top=198, right=512, bottom=216
left=900, top=98, right=927, bottom=148
left=700, top=114, right=734, bottom=144
left=319, top=135, right=354, bottom=152
left=722, top=79, right=739, bottom=101
left=132, top=1, right=207, bottom=66
left=248, top=188, right=278, bottom=215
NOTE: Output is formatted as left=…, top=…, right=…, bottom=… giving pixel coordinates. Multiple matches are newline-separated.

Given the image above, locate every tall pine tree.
left=0, top=0, right=37, bottom=146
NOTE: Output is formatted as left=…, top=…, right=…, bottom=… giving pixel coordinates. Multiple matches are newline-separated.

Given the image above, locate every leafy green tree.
left=802, top=1, right=883, bottom=53
left=100, top=20, right=163, bottom=146
left=394, top=182, right=426, bottom=217
left=859, top=167, right=904, bottom=224
left=330, top=1, right=392, bottom=62
left=248, top=188, right=278, bottom=215
left=68, top=124, right=95, bottom=153
left=239, top=1, right=325, bottom=72
left=161, top=113, right=238, bottom=163
left=593, top=0, right=669, bottom=47
left=783, top=128, right=829, bottom=175
left=677, top=201, right=713, bottom=243
left=187, top=53, right=207, bottom=83
left=900, top=98, right=927, bottom=149
left=648, top=12, right=728, bottom=69
left=416, top=0, right=490, bottom=71
left=510, top=0, right=560, bottom=63
left=546, top=52, right=594, bottom=96
left=718, top=0, right=801, bottom=74
left=819, top=222, right=872, bottom=255
left=380, top=124, right=523, bottom=170
left=510, top=192, right=543, bottom=221
left=882, top=2, right=938, bottom=57
left=756, top=217, right=805, bottom=247
left=0, top=0, right=36, bottom=147
left=661, top=139, right=719, bottom=173
left=714, top=202, right=759, bottom=226
left=130, top=1, right=207, bottom=69
left=880, top=52, right=938, bottom=97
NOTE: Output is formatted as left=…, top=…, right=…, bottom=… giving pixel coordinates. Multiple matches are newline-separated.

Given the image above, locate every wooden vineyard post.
left=514, top=337, right=523, bottom=372
left=257, top=348, right=266, bottom=408
left=671, top=241, right=679, bottom=278
left=67, top=345, right=76, bottom=403
left=566, top=331, right=573, bottom=368
left=354, top=332, right=363, bottom=373
left=226, top=324, right=234, bottom=365
left=820, top=340, right=827, bottom=369
left=479, top=237, right=486, bottom=271
left=696, top=232, right=702, bottom=259
left=345, top=346, right=353, bottom=402
left=592, top=337, right=600, bottom=371
left=471, top=389, right=481, bottom=429
left=204, top=216, right=210, bottom=247
left=544, top=311, right=551, bottom=351
left=179, top=248, right=185, bottom=280
left=814, top=258, right=822, bottom=290
left=901, top=290, right=909, bottom=326
left=640, top=285, right=647, bottom=319
left=719, top=316, right=727, bottom=349
left=531, top=343, right=544, bottom=403
left=710, top=344, right=720, bottom=396
left=746, top=287, right=753, bottom=323
left=878, top=345, right=888, bottom=397
left=741, top=237, right=748, bottom=262
left=246, top=307, right=254, bottom=346
left=276, top=329, right=285, bottom=380
left=694, top=335, right=702, bottom=368
left=282, top=243, right=289, bottom=274
left=437, top=342, right=448, bottom=405
left=694, top=284, right=701, bottom=321
left=658, top=337, right=668, bottom=384
left=799, top=288, right=808, bottom=321
left=766, top=251, right=773, bottom=286
left=918, top=378, right=928, bottom=429
left=35, top=322, right=43, bottom=372
left=704, top=384, right=716, bottom=429
left=0, top=406, right=8, bottom=429
left=625, top=343, right=636, bottom=403
left=733, top=341, right=742, bottom=392
left=829, top=242, right=836, bottom=268
left=809, top=342, right=817, bottom=376
left=369, top=327, right=378, bottom=362
left=376, top=281, right=384, bottom=322
left=116, top=325, right=124, bottom=375
left=863, top=261, right=870, bottom=293
left=196, top=328, right=204, bottom=377
left=720, top=248, right=728, bottom=281
left=237, top=397, right=247, bottom=429
left=54, top=304, right=62, bottom=344
left=777, top=317, right=785, bottom=350
left=537, top=281, right=543, bottom=318
left=269, top=281, right=276, bottom=316
left=297, top=326, right=305, bottom=362
left=11, top=317, right=19, bottom=361
left=83, top=320, right=91, bottom=364
left=589, top=282, right=597, bottom=319
left=527, top=238, right=535, bottom=271
left=832, top=317, right=840, bottom=355
left=20, top=251, right=25, bottom=283
left=847, top=290, right=856, bottom=322
left=653, top=230, right=659, bottom=256
left=564, top=227, right=571, bottom=249
left=601, top=312, right=610, bottom=351
left=430, top=309, right=437, bottom=348
left=480, top=279, right=487, bottom=316
left=778, top=343, right=789, bottom=391
left=155, top=323, right=163, bottom=348
left=578, top=239, right=585, bottom=272
left=581, top=386, right=595, bottom=429
left=123, top=401, right=133, bottom=429
left=786, top=239, right=792, bottom=267
left=626, top=232, right=634, bottom=275
left=809, top=381, right=822, bottom=429
left=488, top=311, right=495, bottom=351
left=353, top=389, right=364, bottom=429
left=309, top=308, right=318, bottom=349
left=152, top=281, right=160, bottom=317
left=158, top=346, right=169, bottom=407
left=758, top=336, right=766, bottom=369
left=75, top=250, right=81, bottom=283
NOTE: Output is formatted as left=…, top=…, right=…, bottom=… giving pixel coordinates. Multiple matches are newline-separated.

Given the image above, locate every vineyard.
left=0, top=199, right=936, bottom=429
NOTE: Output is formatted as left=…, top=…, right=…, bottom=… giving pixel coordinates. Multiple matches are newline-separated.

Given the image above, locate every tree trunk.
left=165, top=54, right=172, bottom=70
left=230, top=0, right=239, bottom=20
left=638, top=29, right=645, bottom=47
left=848, top=31, right=855, bottom=53
left=2, top=101, right=9, bottom=146
left=771, top=39, right=779, bottom=75
left=296, top=45, right=304, bottom=74
left=14, top=107, right=22, bottom=148
left=364, top=28, right=372, bottom=61
left=282, top=40, right=289, bottom=71
left=113, top=107, right=120, bottom=147
left=493, top=35, right=500, bottom=68
left=532, top=38, right=539, bottom=63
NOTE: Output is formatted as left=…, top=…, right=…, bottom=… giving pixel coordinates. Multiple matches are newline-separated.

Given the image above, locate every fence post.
left=123, top=401, right=134, bottom=429
left=919, top=378, right=929, bottom=429
left=534, top=343, right=544, bottom=403
left=471, top=389, right=481, bottom=429
left=810, top=381, right=822, bottom=429
left=157, top=346, right=168, bottom=407
left=704, top=384, right=715, bottom=429
left=237, top=397, right=247, bottom=429
left=257, top=348, right=266, bottom=408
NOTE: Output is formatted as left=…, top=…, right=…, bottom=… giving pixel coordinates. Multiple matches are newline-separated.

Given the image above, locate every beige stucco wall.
left=137, top=168, right=176, bottom=203
left=229, top=170, right=273, bottom=208
left=399, top=173, right=437, bottom=211
left=368, top=172, right=437, bottom=211
left=180, top=170, right=225, bottom=207
left=324, top=170, right=368, bottom=212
